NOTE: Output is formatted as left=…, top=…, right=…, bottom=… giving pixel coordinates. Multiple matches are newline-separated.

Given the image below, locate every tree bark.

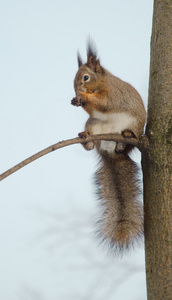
left=142, top=1, right=172, bottom=299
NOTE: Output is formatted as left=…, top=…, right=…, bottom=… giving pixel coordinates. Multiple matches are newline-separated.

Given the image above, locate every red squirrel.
left=71, top=43, right=146, bottom=251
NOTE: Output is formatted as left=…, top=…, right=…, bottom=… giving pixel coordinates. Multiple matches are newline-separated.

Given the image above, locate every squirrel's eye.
left=83, top=75, right=90, bottom=81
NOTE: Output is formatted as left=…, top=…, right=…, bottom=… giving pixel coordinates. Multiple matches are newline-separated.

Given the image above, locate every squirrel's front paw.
left=71, top=97, right=86, bottom=107
left=71, top=97, right=80, bottom=106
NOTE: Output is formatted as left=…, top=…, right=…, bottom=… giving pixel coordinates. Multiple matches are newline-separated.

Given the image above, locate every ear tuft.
left=87, top=39, right=97, bottom=58
left=86, top=39, right=104, bottom=74
left=77, top=51, right=83, bottom=68
left=86, top=40, right=98, bottom=72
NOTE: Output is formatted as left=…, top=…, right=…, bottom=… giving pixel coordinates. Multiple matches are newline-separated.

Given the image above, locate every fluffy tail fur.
left=96, top=152, right=143, bottom=252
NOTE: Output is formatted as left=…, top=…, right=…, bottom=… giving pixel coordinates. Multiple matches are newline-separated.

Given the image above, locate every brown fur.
left=72, top=42, right=146, bottom=251
left=96, top=152, right=143, bottom=251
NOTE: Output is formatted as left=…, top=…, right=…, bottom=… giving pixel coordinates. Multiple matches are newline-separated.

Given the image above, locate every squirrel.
left=71, top=42, right=146, bottom=252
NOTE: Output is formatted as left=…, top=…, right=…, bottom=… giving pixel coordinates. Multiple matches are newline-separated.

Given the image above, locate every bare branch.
left=0, top=133, right=143, bottom=181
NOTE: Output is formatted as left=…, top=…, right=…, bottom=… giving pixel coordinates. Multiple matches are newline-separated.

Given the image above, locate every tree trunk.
left=142, top=0, right=172, bottom=299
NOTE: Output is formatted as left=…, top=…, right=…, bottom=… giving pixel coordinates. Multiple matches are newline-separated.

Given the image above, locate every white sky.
left=0, top=1, right=153, bottom=299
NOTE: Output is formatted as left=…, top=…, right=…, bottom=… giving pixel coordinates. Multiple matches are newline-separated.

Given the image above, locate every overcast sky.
left=0, top=1, right=153, bottom=299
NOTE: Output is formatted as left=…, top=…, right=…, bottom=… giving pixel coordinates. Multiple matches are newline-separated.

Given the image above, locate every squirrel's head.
left=74, top=42, right=105, bottom=94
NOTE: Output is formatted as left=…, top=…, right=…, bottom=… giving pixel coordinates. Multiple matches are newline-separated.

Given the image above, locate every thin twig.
left=0, top=133, right=140, bottom=181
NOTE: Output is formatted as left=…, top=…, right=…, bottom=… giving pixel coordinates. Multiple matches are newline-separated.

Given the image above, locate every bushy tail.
left=96, top=152, right=143, bottom=252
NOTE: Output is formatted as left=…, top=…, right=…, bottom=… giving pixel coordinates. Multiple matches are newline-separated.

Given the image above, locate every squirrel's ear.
left=86, top=42, right=104, bottom=74
left=87, top=55, right=98, bottom=71
left=87, top=55, right=104, bottom=74
left=77, top=52, right=83, bottom=68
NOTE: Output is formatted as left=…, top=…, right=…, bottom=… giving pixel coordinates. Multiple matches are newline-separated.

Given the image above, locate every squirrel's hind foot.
left=78, top=131, right=94, bottom=151
left=115, top=142, right=126, bottom=153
